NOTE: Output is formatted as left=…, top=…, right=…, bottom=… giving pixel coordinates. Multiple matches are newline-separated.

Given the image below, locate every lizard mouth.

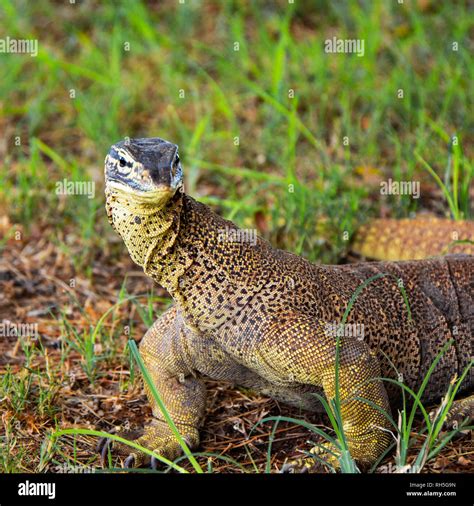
left=106, top=179, right=176, bottom=205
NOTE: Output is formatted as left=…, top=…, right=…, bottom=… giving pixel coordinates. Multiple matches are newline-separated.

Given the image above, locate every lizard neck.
left=169, top=195, right=276, bottom=330
left=106, top=186, right=188, bottom=289
left=107, top=187, right=275, bottom=330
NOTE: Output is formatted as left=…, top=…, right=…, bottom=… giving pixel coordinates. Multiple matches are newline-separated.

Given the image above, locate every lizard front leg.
left=252, top=314, right=392, bottom=471
left=99, top=305, right=206, bottom=468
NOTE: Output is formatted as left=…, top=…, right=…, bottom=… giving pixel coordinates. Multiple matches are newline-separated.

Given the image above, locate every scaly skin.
left=102, top=138, right=474, bottom=471
left=353, top=218, right=474, bottom=261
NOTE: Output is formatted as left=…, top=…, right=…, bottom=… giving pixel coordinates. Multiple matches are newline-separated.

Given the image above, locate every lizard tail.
left=352, top=218, right=474, bottom=261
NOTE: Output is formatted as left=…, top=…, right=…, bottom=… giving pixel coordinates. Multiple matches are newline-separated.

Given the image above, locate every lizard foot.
left=280, top=442, right=341, bottom=473
left=97, top=419, right=198, bottom=469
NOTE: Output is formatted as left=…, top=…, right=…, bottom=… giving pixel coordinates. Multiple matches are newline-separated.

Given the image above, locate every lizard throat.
left=105, top=187, right=191, bottom=292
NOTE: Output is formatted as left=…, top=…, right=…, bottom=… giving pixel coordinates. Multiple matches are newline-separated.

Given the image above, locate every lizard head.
left=104, top=137, right=183, bottom=207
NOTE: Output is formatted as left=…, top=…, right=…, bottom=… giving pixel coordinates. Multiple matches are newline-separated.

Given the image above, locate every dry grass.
left=1, top=226, right=472, bottom=473
left=0, top=0, right=472, bottom=474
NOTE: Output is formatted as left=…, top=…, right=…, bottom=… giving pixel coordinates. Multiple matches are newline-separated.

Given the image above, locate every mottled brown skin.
left=102, top=138, right=474, bottom=471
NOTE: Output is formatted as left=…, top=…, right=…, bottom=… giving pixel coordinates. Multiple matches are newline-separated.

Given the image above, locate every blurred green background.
left=0, top=0, right=473, bottom=474
left=1, top=0, right=472, bottom=266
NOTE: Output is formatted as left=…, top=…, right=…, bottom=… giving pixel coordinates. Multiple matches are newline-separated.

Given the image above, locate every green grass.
left=1, top=1, right=472, bottom=266
left=0, top=0, right=472, bottom=474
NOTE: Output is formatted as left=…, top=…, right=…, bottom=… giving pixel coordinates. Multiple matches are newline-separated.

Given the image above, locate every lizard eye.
left=119, top=157, right=127, bottom=168
left=172, top=155, right=180, bottom=178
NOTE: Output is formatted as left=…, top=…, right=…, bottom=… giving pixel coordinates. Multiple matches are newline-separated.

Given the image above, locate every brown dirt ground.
left=0, top=222, right=472, bottom=473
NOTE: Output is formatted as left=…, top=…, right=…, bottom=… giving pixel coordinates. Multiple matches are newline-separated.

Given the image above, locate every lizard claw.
left=99, top=438, right=113, bottom=466
left=280, top=463, right=295, bottom=473
left=124, top=454, right=136, bottom=468
left=96, top=436, right=107, bottom=454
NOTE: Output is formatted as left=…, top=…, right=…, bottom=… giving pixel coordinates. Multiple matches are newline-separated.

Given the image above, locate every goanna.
left=101, top=137, right=474, bottom=471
